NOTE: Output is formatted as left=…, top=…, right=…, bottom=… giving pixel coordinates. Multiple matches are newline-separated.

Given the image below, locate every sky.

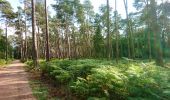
left=7, top=0, right=135, bottom=18
left=0, top=0, right=169, bottom=35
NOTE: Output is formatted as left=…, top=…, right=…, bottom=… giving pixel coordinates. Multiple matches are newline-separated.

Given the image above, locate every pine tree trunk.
left=123, top=0, right=131, bottom=59
left=107, top=0, right=111, bottom=60
left=24, top=1, right=27, bottom=61
left=146, top=0, right=152, bottom=61
left=31, top=0, right=38, bottom=67
left=150, top=0, right=164, bottom=66
left=5, top=20, right=8, bottom=63
left=115, top=0, right=119, bottom=63
left=45, top=0, right=50, bottom=61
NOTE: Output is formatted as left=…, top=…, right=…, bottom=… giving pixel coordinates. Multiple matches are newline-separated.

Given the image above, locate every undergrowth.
left=26, top=59, right=170, bottom=100
left=0, top=59, right=13, bottom=67
left=0, top=59, right=6, bottom=66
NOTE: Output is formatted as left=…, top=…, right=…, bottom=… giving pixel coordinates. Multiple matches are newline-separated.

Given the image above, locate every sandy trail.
left=0, top=60, right=36, bottom=100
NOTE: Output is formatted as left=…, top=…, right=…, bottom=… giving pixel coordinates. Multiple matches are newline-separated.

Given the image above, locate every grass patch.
left=0, top=59, right=13, bottom=68
left=0, top=59, right=6, bottom=67
left=27, top=66, right=65, bottom=100
left=29, top=80, right=49, bottom=100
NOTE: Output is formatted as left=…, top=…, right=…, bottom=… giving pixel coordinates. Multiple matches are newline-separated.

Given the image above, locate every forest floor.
left=27, top=70, right=65, bottom=100
left=0, top=60, right=36, bottom=100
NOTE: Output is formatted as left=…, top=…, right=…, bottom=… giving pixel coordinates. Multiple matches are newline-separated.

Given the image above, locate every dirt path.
left=0, top=60, right=36, bottom=100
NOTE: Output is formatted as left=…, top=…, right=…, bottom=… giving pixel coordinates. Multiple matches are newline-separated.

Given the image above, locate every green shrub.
left=70, top=66, right=128, bottom=99
left=0, top=59, right=6, bottom=66
left=26, top=60, right=34, bottom=67
left=0, top=59, right=13, bottom=66
left=39, top=59, right=98, bottom=84
left=70, top=62, right=169, bottom=99
left=25, top=59, right=170, bottom=100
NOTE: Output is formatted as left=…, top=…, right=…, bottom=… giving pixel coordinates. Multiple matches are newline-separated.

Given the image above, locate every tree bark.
left=107, top=0, right=111, bottom=60
left=45, top=0, right=50, bottom=61
left=115, top=0, right=119, bottom=63
left=150, top=0, right=164, bottom=66
left=144, top=0, right=152, bottom=61
left=31, top=0, right=38, bottom=67
left=5, top=20, right=8, bottom=63
left=24, top=1, right=27, bottom=61
left=123, top=0, right=131, bottom=59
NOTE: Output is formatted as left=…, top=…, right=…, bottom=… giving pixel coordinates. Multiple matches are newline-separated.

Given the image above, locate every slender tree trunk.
left=24, top=1, right=27, bottom=61
left=123, top=0, right=131, bottom=59
left=150, top=0, right=164, bottom=66
left=148, top=29, right=151, bottom=61
left=37, top=26, right=40, bottom=58
left=20, top=33, right=23, bottom=61
left=25, top=16, right=27, bottom=61
left=72, top=27, right=77, bottom=59
left=115, top=0, right=119, bottom=63
left=20, top=27, right=24, bottom=61
left=18, top=8, right=23, bottom=61
left=107, top=0, right=111, bottom=60
left=31, top=0, right=38, bottom=67
left=161, top=0, right=166, bottom=58
left=57, top=35, right=61, bottom=59
left=45, top=0, right=50, bottom=61
left=66, top=25, right=71, bottom=59
left=43, top=37, right=46, bottom=59
left=145, top=0, right=152, bottom=61
left=130, top=21, right=135, bottom=59
left=5, top=20, right=8, bottom=63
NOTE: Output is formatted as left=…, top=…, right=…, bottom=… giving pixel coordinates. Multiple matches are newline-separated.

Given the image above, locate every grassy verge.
left=29, top=80, right=49, bottom=100
left=0, top=59, right=6, bottom=67
left=26, top=66, right=64, bottom=100
left=0, top=59, right=13, bottom=68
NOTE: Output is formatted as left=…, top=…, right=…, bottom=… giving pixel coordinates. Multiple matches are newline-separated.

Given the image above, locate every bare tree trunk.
left=43, top=38, right=46, bottom=59
left=24, top=1, right=27, bottom=61
left=151, top=0, right=164, bottom=66
left=5, top=20, right=8, bottom=63
left=31, top=0, right=38, bottom=67
left=62, top=30, right=65, bottom=59
left=115, top=0, right=119, bottom=63
left=55, top=32, right=58, bottom=58
left=37, top=26, right=40, bottom=58
left=144, top=0, right=152, bottom=61
left=130, top=21, right=135, bottom=59
left=24, top=20, right=27, bottom=61
left=18, top=8, right=23, bottom=61
left=161, top=0, right=166, bottom=58
left=66, top=26, right=71, bottom=59
left=107, top=0, right=111, bottom=60
left=45, top=0, right=50, bottom=61
left=57, top=36, right=61, bottom=59
left=123, top=0, right=131, bottom=59
left=20, top=33, right=23, bottom=61
left=148, top=31, right=151, bottom=60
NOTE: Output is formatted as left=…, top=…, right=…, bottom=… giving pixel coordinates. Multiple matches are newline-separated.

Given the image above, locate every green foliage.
left=29, top=80, right=49, bottom=100
left=39, top=59, right=99, bottom=84
left=25, top=60, right=36, bottom=71
left=0, top=30, right=5, bottom=59
left=0, top=0, right=16, bottom=20
left=0, top=59, right=13, bottom=66
left=0, top=59, right=6, bottom=66
left=93, top=25, right=104, bottom=58
left=26, top=59, right=170, bottom=99
left=0, top=29, right=14, bottom=60
left=70, top=61, right=169, bottom=99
